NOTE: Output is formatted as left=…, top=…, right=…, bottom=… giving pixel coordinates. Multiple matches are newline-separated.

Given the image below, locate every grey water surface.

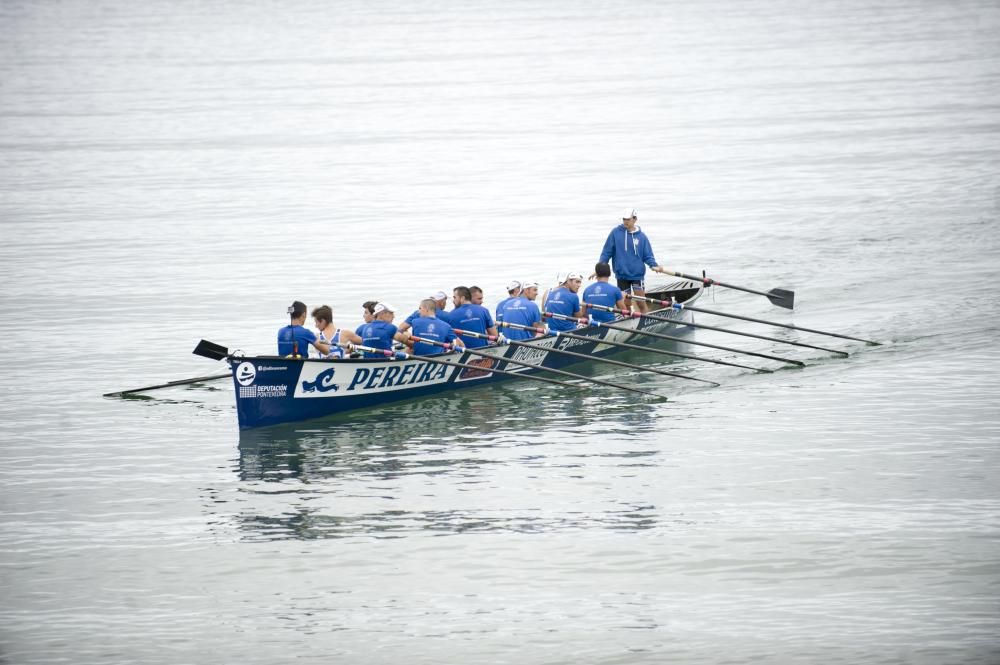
left=1, top=0, right=999, bottom=663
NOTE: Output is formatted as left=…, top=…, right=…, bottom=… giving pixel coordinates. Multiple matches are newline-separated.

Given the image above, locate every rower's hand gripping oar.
left=660, top=269, right=794, bottom=309
left=610, top=301, right=849, bottom=358
left=629, top=294, right=880, bottom=346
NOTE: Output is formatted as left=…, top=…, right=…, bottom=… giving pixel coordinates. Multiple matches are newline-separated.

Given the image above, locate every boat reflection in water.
left=229, top=381, right=666, bottom=541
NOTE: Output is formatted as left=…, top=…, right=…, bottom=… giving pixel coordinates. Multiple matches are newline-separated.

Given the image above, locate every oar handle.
left=583, top=303, right=643, bottom=318
left=452, top=328, right=502, bottom=342
left=542, top=312, right=590, bottom=325
left=496, top=321, right=547, bottom=335
left=408, top=335, right=462, bottom=351
left=339, top=342, right=408, bottom=360
left=626, top=294, right=673, bottom=307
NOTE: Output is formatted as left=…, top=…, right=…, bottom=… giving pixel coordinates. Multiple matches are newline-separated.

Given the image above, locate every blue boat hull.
left=230, top=287, right=700, bottom=429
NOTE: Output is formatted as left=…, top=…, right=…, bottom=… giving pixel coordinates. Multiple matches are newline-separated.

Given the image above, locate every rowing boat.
left=227, top=280, right=703, bottom=429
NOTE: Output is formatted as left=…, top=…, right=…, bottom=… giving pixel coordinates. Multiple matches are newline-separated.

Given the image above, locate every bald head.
left=419, top=298, right=437, bottom=317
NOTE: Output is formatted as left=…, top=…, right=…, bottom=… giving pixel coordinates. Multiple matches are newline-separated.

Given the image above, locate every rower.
left=582, top=262, right=626, bottom=324
left=496, top=280, right=542, bottom=341
left=311, top=304, right=346, bottom=359
left=495, top=280, right=522, bottom=322
left=398, top=290, right=452, bottom=333
left=278, top=301, right=330, bottom=358
left=450, top=286, right=497, bottom=349
left=540, top=271, right=567, bottom=309
left=544, top=272, right=585, bottom=332
left=407, top=299, right=465, bottom=356
left=355, top=302, right=407, bottom=359
left=360, top=300, right=377, bottom=325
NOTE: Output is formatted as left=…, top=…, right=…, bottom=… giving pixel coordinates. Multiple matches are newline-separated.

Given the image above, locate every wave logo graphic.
left=236, top=361, right=256, bottom=386
left=302, top=368, right=339, bottom=393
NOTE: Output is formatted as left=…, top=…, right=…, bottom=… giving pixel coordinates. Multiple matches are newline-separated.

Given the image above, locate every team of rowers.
left=277, top=208, right=670, bottom=359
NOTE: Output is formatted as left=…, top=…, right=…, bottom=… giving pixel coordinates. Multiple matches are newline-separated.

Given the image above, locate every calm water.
left=2, top=0, right=999, bottom=663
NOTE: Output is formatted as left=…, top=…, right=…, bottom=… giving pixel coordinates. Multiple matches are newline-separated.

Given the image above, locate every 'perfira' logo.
left=236, top=361, right=256, bottom=386
left=302, top=368, right=339, bottom=393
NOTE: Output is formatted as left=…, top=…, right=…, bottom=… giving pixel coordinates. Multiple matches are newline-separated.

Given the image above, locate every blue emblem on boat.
left=302, top=368, right=339, bottom=393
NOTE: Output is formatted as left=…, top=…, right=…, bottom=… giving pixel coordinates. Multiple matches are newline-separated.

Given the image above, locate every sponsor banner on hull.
left=293, top=359, right=453, bottom=399
left=235, top=360, right=293, bottom=400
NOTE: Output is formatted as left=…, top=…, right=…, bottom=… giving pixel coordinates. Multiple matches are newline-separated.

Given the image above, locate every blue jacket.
left=598, top=224, right=658, bottom=281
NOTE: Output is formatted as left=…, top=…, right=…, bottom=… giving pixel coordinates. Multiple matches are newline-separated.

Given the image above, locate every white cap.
left=373, top=302, right=396, bottom=315
left=566, top=271, right=583, bottom=281
left=506, top=279, right=522, bottom=293
left=428, top=290, right=447, bottom=301
left=622, top=207, right=637, bottom=220
left=522, top=280, right=539, bottom=289
left=555, top=271, right=568, bottom=284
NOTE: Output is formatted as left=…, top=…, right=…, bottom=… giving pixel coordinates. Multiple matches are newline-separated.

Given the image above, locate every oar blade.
left=193, top=339, right=230, bottom=361
left=767, top=288, right=795, bottom=310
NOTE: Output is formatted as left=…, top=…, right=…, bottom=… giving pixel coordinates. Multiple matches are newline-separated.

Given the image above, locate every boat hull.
left=230, top=283, right=701, bottom=429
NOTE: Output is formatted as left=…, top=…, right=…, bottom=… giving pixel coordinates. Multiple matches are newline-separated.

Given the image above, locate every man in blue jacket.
left=596, top=208, right=667, bottom=313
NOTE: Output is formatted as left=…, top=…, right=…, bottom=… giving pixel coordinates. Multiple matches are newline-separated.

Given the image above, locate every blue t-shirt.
left=495, top=296, right=514, bottom=321
left=497, top=296, right=541, bottom=340
left=277, top=325, right=318, bottom=358
left=449, top=303, right=495, bottom=348
left=405, top=308, right=452, bottom=327
left=582, top=281, right=624, bottom=323
left=544, top=287, right=581, bottom=331
left=356, top=320, right=399, bottom=358
left=409, top=316, right=458, bottom=356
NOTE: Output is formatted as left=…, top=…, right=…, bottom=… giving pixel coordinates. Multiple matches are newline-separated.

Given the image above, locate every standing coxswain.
left=595, top=208, right=668, bottom=313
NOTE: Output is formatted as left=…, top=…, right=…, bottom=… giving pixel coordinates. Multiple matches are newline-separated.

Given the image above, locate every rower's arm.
left=339, top=329, right=363, bottom=344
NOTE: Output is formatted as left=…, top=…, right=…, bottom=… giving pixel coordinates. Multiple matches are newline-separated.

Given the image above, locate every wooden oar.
left=347, top=342, right=665, bottom=400
left=630, top=294, right=880, bottom=345
left=570, top=306, right=848, bottom=358
left=564, top=309, right=769, bottom=372
left=541, top=313, right=804, bottom=367
left=514, top=321, right=768, bottom=374
left=103, top=371, right=231, bottom=398
left=454, top=327, right=719, bottom=387
left=660, top=269, right=794, bottom=309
